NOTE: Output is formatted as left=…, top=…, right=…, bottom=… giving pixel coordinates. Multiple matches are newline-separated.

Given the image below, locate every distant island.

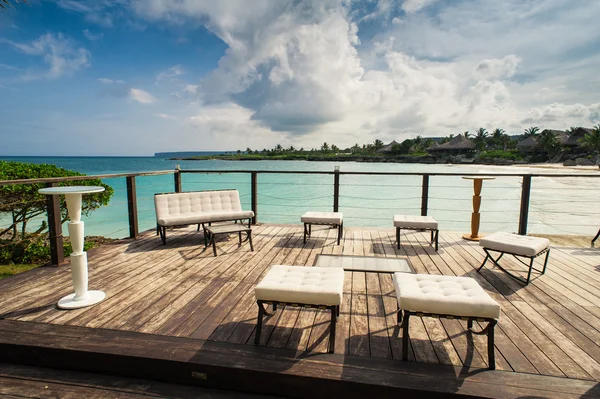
left=166, top=125, right=600, bottom=166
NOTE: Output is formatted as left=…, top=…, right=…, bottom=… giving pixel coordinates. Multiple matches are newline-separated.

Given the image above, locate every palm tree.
left=491, top=128, right=506, bottom=150
left=579, top=125, right=600, bottom=156
left=321, top=142, right=329, bottom=153
left=538, top=130, right=560, bottom=157
left=274, top=144, right=283, bottom=152
left=373, top=139, right=384, bottom=151
left=350, top=143, right=360, bottom=153
left=473, top=128, right=488, bottom=151
left=523, top=126, right=540, bottom=137
left=1, top=0, right=27, bottom=10
left=566, top=126, right=578, bottom=134
left=463, top=131, right=470, bottom=138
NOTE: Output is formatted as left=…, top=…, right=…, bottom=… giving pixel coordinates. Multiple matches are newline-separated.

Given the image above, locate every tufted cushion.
left=393, top=273, right=500, bottom=319
left=480, top=232, right=549, bottom=257
left=155, top=190, right=254, bottom=227
left=255, top=265, right=344, bottom=306
left=301, top=212, right=343, bottom=224
left=393, top=215, right=438, bottom=230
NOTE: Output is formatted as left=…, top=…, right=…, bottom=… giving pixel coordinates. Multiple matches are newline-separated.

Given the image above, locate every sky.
left=1, top=0, right=599, bottom=156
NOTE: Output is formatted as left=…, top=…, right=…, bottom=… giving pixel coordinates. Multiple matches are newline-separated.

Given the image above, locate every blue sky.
left=1, top=0, right=599, bottom=155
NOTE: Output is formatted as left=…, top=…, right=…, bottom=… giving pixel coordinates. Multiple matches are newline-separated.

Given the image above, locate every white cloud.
left=98, top=77, right=125, bottom=84
left=83, top=29, right=104, bottom=41
left=401, top=0, right=438, bottom=13
left=6, top=33, right=91, bottom=80
left=125, top=0, right=600, bottom=147
left=155, top=65, right=184, bottom=85
left=522, top=103, right=600, bottom=125
left=129, top=88, right=156, bottom=104
left=55, top=0, right=116, bottom=27
left=472, top=55, right=521, bottom=81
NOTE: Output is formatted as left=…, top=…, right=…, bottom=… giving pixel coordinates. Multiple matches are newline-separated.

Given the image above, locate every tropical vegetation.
left=0, top=161, right=114, bottom=266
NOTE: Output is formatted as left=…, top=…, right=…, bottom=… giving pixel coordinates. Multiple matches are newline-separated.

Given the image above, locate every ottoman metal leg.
left=329, top=306, right=337, bottom=353
left=402, top=311, right=410, bottom=360
left=255, top=301, right=265, bottom=345
left=396, top=227, right=401, bottom=249
left=593, top=229, right=600, bottom=245
left=248, top=230, right=254, bottom=251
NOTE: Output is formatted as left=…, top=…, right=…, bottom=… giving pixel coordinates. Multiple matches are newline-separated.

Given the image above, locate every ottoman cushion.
left=393, top=273, right=500, bottom=319
left=480, top=232, right=549, bottom=257
left=394, top=215, right=438, bottom=230
left=301, top=212, right=343, bottom=224
left=255, top=265, right=344, bottom=306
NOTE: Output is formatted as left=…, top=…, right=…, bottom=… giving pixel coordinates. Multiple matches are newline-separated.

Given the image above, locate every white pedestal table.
left=38, top=186, right=106, bottom=309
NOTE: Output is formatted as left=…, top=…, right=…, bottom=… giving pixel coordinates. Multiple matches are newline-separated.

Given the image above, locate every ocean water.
left=1, top=156, right=599, bottom=238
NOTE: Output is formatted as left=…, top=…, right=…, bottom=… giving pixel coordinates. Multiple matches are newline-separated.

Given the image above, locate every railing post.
left=45, top=182, right=64, bottom=266
left=421, top=174, right=429, bottom=216
left=251, top=172, right=258, bottom=225
left=174, top=167, right=182, bottom=193
left=518, top=175, right=532, bottom=235
left=126, top=176, right=139, bottom=238
left=333, top=166, right=340, bottom=212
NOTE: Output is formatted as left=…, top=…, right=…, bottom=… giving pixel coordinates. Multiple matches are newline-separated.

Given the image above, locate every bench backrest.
left=155, top=190, right=243, bottom=218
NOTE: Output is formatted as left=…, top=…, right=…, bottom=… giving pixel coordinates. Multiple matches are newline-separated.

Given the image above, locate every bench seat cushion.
left=157, top=210, right=254, bottom=226
left=255, top=265, right=344, bottom=306
left=301, top=212, right=343, bottom=224
left=393, top=274, right=500, bottom=319
left=479, top=232, right=549, bottom=257
left=394, top=215, right=438, bottom=230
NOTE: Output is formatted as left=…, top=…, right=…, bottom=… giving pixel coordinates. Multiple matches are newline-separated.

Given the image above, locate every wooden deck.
left=1, top=224, right=600, bottom=398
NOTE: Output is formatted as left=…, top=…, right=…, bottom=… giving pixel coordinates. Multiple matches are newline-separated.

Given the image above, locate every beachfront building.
left=564, top=127, right=594, bottom=152
left=377, top=140, right=400, bottom=153
left=427, top=134, right=475, bottom=155
left=516, top=129, right=568, bottom=153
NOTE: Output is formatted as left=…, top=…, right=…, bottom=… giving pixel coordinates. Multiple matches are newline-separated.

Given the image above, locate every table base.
left=462, top=233, right=483, bottom=241
left=58, top=290, right=106, bottom=309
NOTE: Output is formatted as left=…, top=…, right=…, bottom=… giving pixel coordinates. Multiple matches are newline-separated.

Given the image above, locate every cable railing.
left=2, top=167, right=600, bottom=265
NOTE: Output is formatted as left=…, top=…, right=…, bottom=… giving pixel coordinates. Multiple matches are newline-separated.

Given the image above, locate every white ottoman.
left=254, top=265, right=344, bottom=353
left=479, top=232, right=550, bottom=285
left=393, top=215, right=439, bottom=251
left=301, top=211, right=343, bottom=245
left=393, top=273, right=500, bottom=370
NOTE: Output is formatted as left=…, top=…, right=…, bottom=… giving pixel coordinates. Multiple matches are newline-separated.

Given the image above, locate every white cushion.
left=394, top=215, right=438, bottom=230
left=393, top=273, right=500, bottom=319
left=255, top=265, right=344, bottom=306
left=301, top=212, right=343, bottom=224
left=155, top=190, right=254, bottom=227
left=480, top=232, right=549, bottom=257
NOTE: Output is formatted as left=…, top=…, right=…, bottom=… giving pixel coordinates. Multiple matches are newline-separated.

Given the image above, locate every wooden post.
left=519, top=175, right=532, bottom=235
left=45, top=182, right=64, bottom=266
left=251, top=172, right=258, bottom=225
left=126, top=176, right=139, bottom=238
left=421, top=174, right=429, bottom=216
left=174, top=169, right=182, bottom=193
left=333, top=167, right=340, bottom=213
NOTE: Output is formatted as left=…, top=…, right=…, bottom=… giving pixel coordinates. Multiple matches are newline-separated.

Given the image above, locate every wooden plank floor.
left=1, top=224, right=600, bottom=383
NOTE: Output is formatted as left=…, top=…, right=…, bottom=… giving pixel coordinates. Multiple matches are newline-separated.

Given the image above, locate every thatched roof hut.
left=516, top=136, right=538, bottom=150
left=427, top=142, right=440, bottom=151
left=377, top=140, right=400, bottom=153
left=564, top=127, right=593, bottom=147
left=429, top=135, right=475, bottom=152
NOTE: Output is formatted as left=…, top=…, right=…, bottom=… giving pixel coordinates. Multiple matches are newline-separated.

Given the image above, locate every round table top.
left=462, top=176, right=496, bottom=181
left=38, top=186, right=105, bottom=195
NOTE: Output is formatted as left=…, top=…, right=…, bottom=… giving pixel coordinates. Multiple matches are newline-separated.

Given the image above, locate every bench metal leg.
left=396, top=227, right=401, bottom=249
left=303, top=223, right=309, bottom=244
left=248, top=230, right=254, bottom=251
left=158, top=225, right=166, bottom=245
left=337, top=222, right=342, bottom=245
left=488, top=320, right=496, bottom=370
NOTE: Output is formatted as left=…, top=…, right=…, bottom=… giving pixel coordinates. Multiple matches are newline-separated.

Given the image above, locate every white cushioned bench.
left=394, top=215, right=439, bottom=251
left=393, top=273, right=500, bottom=369
left=254, top=265, right=344, bottom=353
left=301, top=211, right=343, bottom=245
left=154, top=190, right=254, bottom=244
left=478, top=232, right=550, bottom=285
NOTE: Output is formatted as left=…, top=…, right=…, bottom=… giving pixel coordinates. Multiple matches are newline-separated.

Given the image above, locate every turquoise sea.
left=1, top=156, right=599, bottom=238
